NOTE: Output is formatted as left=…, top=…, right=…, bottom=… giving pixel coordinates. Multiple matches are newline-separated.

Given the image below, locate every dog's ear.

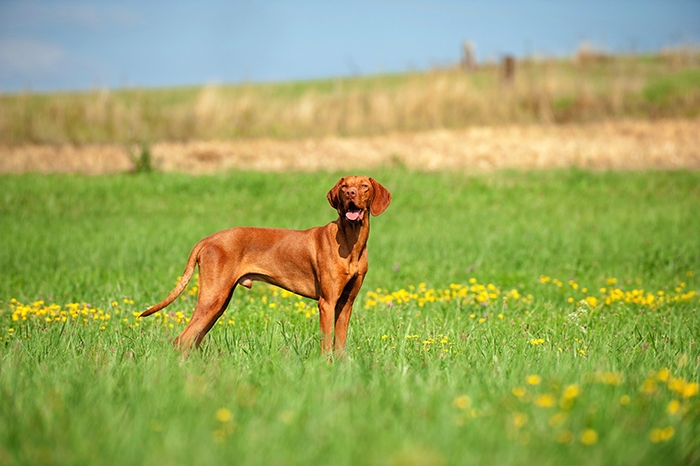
left=369, top=178, right=392, bottom=216
left=327, top=177, right=345, bottom=210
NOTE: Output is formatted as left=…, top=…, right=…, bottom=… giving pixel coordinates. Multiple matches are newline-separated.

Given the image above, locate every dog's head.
left=327, top=176, right=392, bottom=222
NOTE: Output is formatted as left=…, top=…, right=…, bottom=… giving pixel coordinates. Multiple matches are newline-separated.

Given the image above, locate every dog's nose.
left=346, top=187, right=357, bottom=198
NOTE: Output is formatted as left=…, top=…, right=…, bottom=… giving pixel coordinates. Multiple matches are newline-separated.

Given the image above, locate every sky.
left=0, top=0, right=698, bottom=93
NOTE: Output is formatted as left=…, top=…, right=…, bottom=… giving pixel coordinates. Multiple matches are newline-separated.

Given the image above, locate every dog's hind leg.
left=173, top=246, right=239, bottom=353
left=174, top=285, right=236, bottom=353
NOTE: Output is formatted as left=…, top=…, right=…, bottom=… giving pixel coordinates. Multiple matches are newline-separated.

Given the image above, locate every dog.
left=140, top=176, right=391, bottom=356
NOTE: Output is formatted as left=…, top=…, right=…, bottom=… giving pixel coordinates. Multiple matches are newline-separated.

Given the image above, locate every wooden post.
left=461, top=41, right=476, bottom=71
left=502, top=55, right=516, bottom=85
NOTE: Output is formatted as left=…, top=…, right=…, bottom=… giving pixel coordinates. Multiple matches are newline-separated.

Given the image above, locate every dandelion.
left=512, top=387, right=527, bottom=398
left=560, top=384, right=581, bottom=410
left=535, top=394, right=556, bottom=408
left=216, top=408, right=232, bottom=423
left=452, top=395, right=471, bottom=410
left=562, top=384, right=581, bottom=400
left=683, top=382, right=699, bottom=399
left=512, top=412, right=528, bottom=428
left=642, top=378, right=657, bottom=395
left=584, top=296, right=598, bottom=307
left=529, top=338, right=545, bottom=346
left=526, top=375, right=541, bottom=386
left=620, top=395, right=631, bottom=406
left=598, top=371, right=623, bottom=386
left=667, top=399, right=681, bottom=415
left=649, top=427, right=675, bottom=443
left=580, top=429, right=598, bottom=446
left=656, top=368, right=671, bottom=382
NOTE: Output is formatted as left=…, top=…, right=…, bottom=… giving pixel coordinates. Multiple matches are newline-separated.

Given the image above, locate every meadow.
left=1, top=169, right=699, bottom=465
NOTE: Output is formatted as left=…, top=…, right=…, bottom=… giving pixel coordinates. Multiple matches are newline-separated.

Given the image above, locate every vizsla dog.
left=140, top=176, right=391, bottom=357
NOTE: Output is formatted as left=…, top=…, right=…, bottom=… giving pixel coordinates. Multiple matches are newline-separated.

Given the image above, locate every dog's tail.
left=140, top=241, right=204, bottom=318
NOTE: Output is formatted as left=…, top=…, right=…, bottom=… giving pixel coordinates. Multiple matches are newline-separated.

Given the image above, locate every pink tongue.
left=346, top=210, right=364, bottom=221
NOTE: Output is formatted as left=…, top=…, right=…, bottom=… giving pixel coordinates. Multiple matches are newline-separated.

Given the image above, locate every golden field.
left=1, top=119, right=698, bottom=174
left=1, top=50, right=699, bottom=174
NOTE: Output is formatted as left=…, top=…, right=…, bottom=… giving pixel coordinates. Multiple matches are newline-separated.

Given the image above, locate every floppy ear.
left=327, top=177, right=345, bottom=210
left=369, top=178, right=392, bottom=216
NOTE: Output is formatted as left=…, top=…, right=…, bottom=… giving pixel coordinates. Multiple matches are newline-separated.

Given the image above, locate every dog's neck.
left=334, top=214, right=370, bottom=260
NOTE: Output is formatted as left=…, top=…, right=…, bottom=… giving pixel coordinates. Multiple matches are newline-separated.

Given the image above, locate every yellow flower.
left=667, top=399, right=681, bottom=415
left=535, top=394, right=556, bottom=408
left=512, top=387, right=527, bottom=398
left=656, top=368, right=671, bottom=382
left=641, top=378, right=657, bottom=394
left=216, top=408, right=233, bottom=423
left=620, top=395, right=631, bottom=406
left=649, top=427, right=675, bottom=443
left=598, top=371, right=622, bottom=386
left=562, top=384, right=581, bottom=400
left=452, top=395, right=471, bottom=410
left=683, top=382, right=699, bottom=398
left=527, top=375, right=542, bottom=386
left=580, top=429, right=598, bottom=446
left=512, top=412, right=528, bottom=428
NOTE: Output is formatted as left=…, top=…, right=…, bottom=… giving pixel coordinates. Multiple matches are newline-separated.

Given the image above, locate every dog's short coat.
left=140, top=176, right=391, bottom=356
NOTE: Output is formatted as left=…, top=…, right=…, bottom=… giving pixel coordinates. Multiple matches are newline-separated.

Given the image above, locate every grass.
left=1, top=49, right=699, bottom=145
left=1, top=169, right=700, bottom=465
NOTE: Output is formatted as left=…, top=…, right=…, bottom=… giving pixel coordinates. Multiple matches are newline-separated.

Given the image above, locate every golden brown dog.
left=140, top=176, right=391, bottom=356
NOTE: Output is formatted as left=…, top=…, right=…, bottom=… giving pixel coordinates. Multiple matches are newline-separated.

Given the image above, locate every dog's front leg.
left=318, top=297, right=335, bottom=356
left=333, top=276, right=364, bottom=357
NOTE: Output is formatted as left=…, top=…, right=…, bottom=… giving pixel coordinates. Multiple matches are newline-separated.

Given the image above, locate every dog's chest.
left=340, top=254, right=367, bottom=279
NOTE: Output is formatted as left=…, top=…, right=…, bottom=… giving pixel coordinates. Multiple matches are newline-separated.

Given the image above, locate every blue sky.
left=1, top=0, right=698, bottom=92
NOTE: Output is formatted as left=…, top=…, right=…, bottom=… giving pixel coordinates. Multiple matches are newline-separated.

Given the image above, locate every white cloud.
left=0, top=38, right=66, bottom=74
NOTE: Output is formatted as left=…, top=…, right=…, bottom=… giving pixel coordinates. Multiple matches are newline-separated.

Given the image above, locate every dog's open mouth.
left=345, top=203, right=365, bottom=221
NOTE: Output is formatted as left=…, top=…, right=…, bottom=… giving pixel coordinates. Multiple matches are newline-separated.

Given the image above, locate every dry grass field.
left=1, top=50, right=698, bottom=174
left=1, top=119, right=698, bottom=174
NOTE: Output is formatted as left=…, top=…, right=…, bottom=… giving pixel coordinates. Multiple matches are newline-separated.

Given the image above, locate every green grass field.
left=1, top=169, right=699, bottom=465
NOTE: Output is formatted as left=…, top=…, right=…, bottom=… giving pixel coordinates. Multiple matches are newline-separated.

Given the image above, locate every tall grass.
left=1, top=50, right=699, bottom=145
left=1, top=170, right=699, bottom=465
